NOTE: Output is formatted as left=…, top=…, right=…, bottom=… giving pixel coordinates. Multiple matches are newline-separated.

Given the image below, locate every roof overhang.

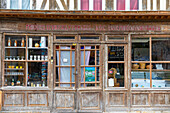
left=0, top=9, right=170, bottom=21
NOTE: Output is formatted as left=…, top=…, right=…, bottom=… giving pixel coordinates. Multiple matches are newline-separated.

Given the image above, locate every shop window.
left=131, top=37, right=170, bottom=88
left=94, top=0, right=102, bottom=10
left=117, top=0, right=125, bottom=10
left=108, top=45, right=125, bottom=87
left=81, top=45, right=100, bottom=87
left=130, top=0, right=138, bottom=10
left=4, top=35, right=48, bottom=87
left=81, top=0, right=89, bottom=10
left=55, top=45, right=76, bottom=87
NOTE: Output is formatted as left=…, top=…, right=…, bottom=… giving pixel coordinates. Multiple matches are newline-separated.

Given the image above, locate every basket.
left=146, top=65, right=153, bottom=69
left=139, top=63, right=146, bottom=69
left=132, top=64, right=139, bottom=69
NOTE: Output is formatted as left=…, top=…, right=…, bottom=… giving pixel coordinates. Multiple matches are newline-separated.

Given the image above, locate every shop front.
left=0, top=11, right=170, bottom=112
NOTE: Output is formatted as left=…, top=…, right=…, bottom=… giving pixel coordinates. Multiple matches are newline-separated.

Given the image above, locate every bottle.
left=21, top=38, right=24, bottom=47
left=14, top=40, right=17, bottom=47
left=8, top=37, right=11, bottom=47
left=11, top=78, right=14, bottom=86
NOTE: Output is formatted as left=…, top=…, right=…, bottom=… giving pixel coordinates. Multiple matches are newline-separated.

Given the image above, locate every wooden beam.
left=32, top=0, right=36, bottom=10
left=60, top=0, right=68, bottom=10
left=40, top=0, right=47, bottom=10
left=74, top=0, right=77, bottom=10
left=54, top=0, right=60, bottom=10
left=67, top=0, right=70, bottom=10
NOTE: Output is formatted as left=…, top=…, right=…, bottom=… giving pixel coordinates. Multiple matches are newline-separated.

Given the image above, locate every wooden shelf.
left=4, top=60, right=26, bottom=62
left=5, top=47, right=26, bottom=49
left=28, top=47, right=48, bottom=49
left=152, top=69, right=170, bottom=72
left=4, top=74, right=24, bottom=76
left=5, top=68, right=24, bottom=70
left=131, top=69, right=150, bottom=71
left=27, top=60, right=48, bottom=62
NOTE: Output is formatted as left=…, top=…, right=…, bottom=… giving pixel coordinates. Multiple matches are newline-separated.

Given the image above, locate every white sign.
left=109, top=78, right=114, bottom=87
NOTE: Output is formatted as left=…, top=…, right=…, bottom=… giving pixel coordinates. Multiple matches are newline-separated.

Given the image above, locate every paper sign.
left=63, top=58, right=68, bottom=63
left=109, top=78, right=114, bottom=86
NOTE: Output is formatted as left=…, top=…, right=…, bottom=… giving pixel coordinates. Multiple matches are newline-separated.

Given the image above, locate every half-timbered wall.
left=0, top=0, right=170, bottom=11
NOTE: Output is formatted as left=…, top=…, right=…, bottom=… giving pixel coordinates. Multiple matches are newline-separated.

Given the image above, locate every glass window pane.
left=4, top=62, right=25, bottom=86
left=152, top=63, right=170, bottom=87
left=27, top=62, right=48, bottom=87
left=10, top=0, right=19, bottom=9
left=152, top=38, right=170, bottom=61
left=72, top=51, right=75, bottom=65
left=131, top=71, right=150, bottom=88
left=132, top=38, right=150, bottom=61
left=22, top=0, right=30, bottom=9
left=56, top=36, right=75, bottom=40
left=81, top=37, right=99, bottom=40
left=93, top=0, right=102, bottom=10
left=60, top=51, right=70, bottom=65
left=108, top=63, right=124, bottom=87
left=108, top=46, right=124, bottom=61
left=81, top=0, right=89, bottom=10
left=117, top=0, right=125, bottom=10
left=130, top=0, right=138, bottom=10
left=96, top=50, right=100, bottom=65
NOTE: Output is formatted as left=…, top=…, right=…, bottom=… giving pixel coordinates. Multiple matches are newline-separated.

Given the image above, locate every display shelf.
left=27, top=60, right=48, bottom=62
left=152, top=69, right=170, bottom=72
left=5, top=68, right=24, bottom=70
left=5, top=47, right=26, bottom=49
left=4, top=60, right=26, bottom=62
left=131, top=69, right=150, bottom=71
left=28, top=47, right=48, bottom=49
left=4, top=74, right=24, bottom=76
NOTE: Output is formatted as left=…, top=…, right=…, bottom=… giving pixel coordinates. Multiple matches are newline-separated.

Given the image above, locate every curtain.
left=117, top=0, right=125, bottom=10
left=130, top=0, right=138, bottom=10
left=57, top=46, right=75, bottom=87
left=81, top=0, right=89, bottom=10
left=94, top=0, right=102, bottom=10
left=10, top=0, right=19, bottom=9
left=81, top=46, right=91, bottom=83
left=22, top=0, right=30, bottom=9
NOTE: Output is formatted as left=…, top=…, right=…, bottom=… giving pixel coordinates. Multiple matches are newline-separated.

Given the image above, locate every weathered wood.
left=32, top=0, right=36, bottom=10
left=0, top=91, right=2, bottom=111
left=40, top=0, right=47, bottom=10
left=60, top=0, right=68, bottom=10
left=54, top=0, right=60, bottom=10
left=74, top=0, right=77, bottom=10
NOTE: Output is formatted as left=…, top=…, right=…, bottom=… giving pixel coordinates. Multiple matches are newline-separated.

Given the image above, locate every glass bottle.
left=11, top=78, right=14, bottom=86
left=8, top=37, right=11, bottom=47
left=14, top=40, right=17, bottom=47
left=21, top=38, right=24, bottom=47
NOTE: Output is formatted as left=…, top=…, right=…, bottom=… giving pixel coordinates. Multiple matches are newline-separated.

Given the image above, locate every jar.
left=30, top=55, right=33, bottom=60
left=34, top=55, right=36, bottom=60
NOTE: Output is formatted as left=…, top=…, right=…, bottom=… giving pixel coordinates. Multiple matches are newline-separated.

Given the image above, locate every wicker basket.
left=146, top=65, right=153, bottom=69
left=132, top=64, right=139, bottom=69
left=139, top=63, right=146, bottom=69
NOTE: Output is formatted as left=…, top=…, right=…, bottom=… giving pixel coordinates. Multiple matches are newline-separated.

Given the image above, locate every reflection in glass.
left=108, top=63, right=124, bottom=87
left=132, top=38, right=150, bottom=61
left=152, top=63, right=170, bottom=87
left=108, top=46, right=124, bottom=61
left=131, top=71, right=150, bottom=88
left=152, top=38, right=170, bottom=61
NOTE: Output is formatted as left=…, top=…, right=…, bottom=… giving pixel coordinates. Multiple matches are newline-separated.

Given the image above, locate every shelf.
left=4, top=60, right=26, bottom=62
left=28, top=47, right=48, bottom=49
left=27, top=60, right=48, bottom=62
left=152, top=69, right=170, bottom=72
left=5, top=47, right=26, bottom=49
left=4, top=74, right=24, bottom=76
left=131, top=69, right=150, bottom=71
left=5, top=68, right=24, bottom=70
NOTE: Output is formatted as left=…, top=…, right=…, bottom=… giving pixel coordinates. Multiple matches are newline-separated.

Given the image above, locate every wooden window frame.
left=2, top=33, right=50, bottom=87
left=106, top=44, right=128, bottom=89
left=106, top=35, right=127, bottom=42
left=54, top=44, right=77, bottom=88
left=79, top=44, right=101, bottom=88
left=131, top=35, right=170, bottom=89
left=79, top=35, right=101, bottom=42
left=54, top=35, right=77, bottom=42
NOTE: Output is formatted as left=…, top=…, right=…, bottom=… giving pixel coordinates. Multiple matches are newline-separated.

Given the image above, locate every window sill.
left=1, top=86, right=50, bottom=91
left=131, top=88, right=170, bottom=91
